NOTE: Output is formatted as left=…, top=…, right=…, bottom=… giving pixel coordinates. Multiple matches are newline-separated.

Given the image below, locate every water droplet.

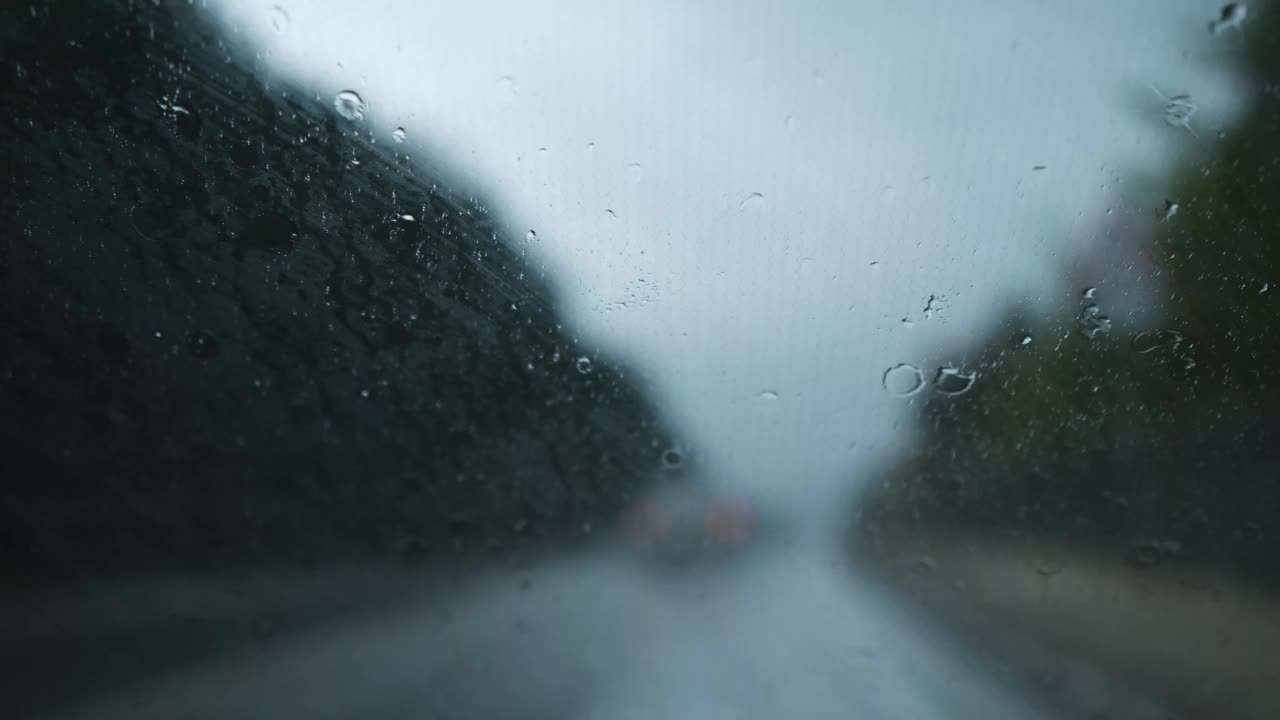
left=155, top=94, right=192, bottom=126
left=933, top=367, right=976, bottom=396
left=1021, top=334, right=1033, bottom=346
left=869, top=261, right=881, bottom=271
left=914, top=555, right=938, bottom=572
left=1155, top=88, right=1198, bottom=137
left=586, top=141, right=596, bottom=151
left=333, top=90, right=366, bottom=120
left=883, top=364, right=924, bottom=397
left=603, top=209, right=616, bottom=220
left=1078, top=304, right=1112, bottom=339
left=900, top=317, right=915, bottom=328
left=360, top=388, right=370, bottom=399
left=1210, top=3, right=1247, bottom=34
left=1032, top=165, right=1048, bottom=171
left=1261, top=282, right=1269, bottom=294
left=756, top=389, right=780, bottom=401
left=661, top=448, right=683, bottom=470
left=525, top=229, right=538, bottom=242
left=1160, top=200, right=1179, bottom=222
left=399, top=214, right=415, bottom=222
left=392, top=126, right=406, bottom=143
left=1132, top=329, right=1184, bottom=354
left=269, top=5, right=290, bottom=33
left=575, top=356, right=593, bottom=374
left=625, top=163, right=644, bottom=184
left=185, top=330, right=220, bottom=360
left=1082, top=286, right=1097, bottom=299
left=922, top=294, right=946, bottom=319
left=738, top=192, right=764, bottom=210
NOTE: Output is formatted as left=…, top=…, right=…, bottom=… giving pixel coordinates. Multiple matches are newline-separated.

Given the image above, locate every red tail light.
left=705, top=497, right=754, bottom=545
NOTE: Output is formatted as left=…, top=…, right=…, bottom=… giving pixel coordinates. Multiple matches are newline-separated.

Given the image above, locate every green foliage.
left=860, top=10, right=1280, bottom=577
left=0, top=1, right=674, bottom=579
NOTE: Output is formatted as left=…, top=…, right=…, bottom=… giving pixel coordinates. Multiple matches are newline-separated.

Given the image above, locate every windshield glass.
left=3, top=1, right=1277, bottom=718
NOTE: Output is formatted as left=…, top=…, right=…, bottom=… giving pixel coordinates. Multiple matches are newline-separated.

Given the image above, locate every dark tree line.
left=857, top=7, right=1280, bottom=588
left=0, top=0, right=675, bottom=582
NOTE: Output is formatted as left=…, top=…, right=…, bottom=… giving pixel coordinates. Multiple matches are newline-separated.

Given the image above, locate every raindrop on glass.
left=1078, top=304, right=1112, bottom=339
left=933, top=367, right=976, bottom=396
left=1132, top=329, right=1184, bottom=354
left=333, top=90, right=366, bottom=120
left=575, top=356, right=593, bottom=374
left=1083, top=286, right=1097, bottom=300
left=922, top=294, right=945, bottom=319
left=399, top=214, right=415, bottom=222
left=661, top=448, right=683, bottom=470
left=1021, top=334, right=1033, bottom=346
left=185, top=330, right=220, bottom=360
left=525, top=229, right=538, bottom=242
left=738, top=192, right=764, bottom=210
left=392, top=126, right=406, bottom=143
left=269, top=5, right=290, bottom=33
left=625, top=163, right=644, bottom=184
left=756, top=389, right=780, bottom=401
left=883, top=364, right=925, bottom=397
left=1210, top=3, right=1247, bottom=34
left=1155, top=88, right=1199, bottom=138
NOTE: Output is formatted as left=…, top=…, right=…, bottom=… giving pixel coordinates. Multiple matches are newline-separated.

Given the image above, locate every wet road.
left=46, top=541, right=1054, bottom=720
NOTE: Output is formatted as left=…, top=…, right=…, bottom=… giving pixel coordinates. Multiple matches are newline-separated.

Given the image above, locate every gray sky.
left=210, top=0, right=1249, bottom=518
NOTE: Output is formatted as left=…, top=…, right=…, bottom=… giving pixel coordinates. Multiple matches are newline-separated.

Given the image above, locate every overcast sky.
left=208, top=0, right=1251, bottom=521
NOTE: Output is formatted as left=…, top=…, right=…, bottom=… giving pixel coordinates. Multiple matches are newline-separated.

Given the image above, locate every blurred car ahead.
left=618, top=480, right=763, bottom=568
